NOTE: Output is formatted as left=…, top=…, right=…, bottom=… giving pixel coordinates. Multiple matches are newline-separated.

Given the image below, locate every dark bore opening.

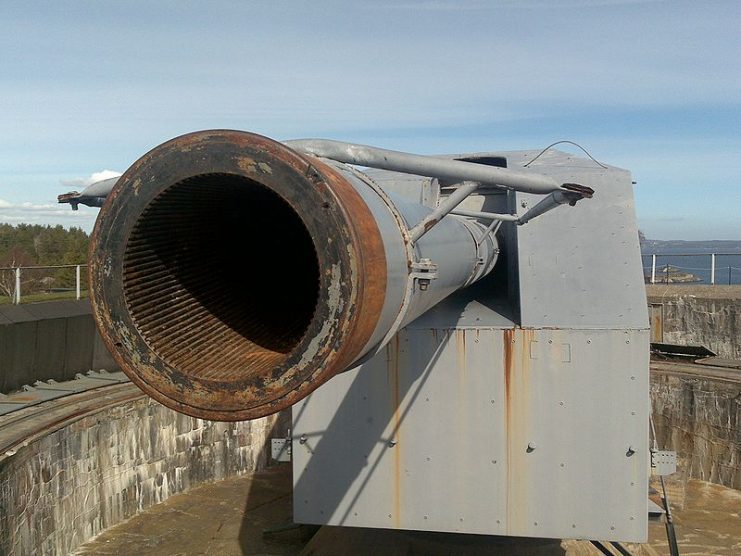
left=123, top=173, right=320, bottom=382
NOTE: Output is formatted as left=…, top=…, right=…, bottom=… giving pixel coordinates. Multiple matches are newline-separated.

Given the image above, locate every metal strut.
left=59, top=139, right=595, bottom=242
left=284, top=138, right=566, bottom=194
left=285, top=139, right=594, bottom=242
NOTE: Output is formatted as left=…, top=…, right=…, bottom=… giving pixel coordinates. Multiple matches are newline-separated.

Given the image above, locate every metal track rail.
left=0, top=383, right=145, bottom=461
left=650, top=360, right=741, bottom=383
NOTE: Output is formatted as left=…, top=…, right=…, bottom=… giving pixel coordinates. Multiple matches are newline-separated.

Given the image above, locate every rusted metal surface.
left=561, top=183, right=595, bottom=198
left=56, top=191, right=81, bottom=209
left=304, top=157, right=388, bottom=377
left=503, top=328, right=534, bottom=534
left=88, top=130, right=500, bottom=422
left=90, top=130, right=388, bottom=421
left=57, top=177, right=117, bottom=209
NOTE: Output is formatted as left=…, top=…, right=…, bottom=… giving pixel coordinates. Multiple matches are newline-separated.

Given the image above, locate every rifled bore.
left=123, top=173, right=320, bottom=382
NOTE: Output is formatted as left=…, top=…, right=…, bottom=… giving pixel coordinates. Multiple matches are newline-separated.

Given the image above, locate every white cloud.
left=20, top=202, right=60, bottom=211
left=60, top=169, right=121, bottom=189
left=0, top=198, right=96, bottom=229
left=0, top=169, right=118, bottom=231
left=0, top=199, right=77, bottom=213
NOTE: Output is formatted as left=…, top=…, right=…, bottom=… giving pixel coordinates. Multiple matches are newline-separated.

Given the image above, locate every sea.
left=640, top=243, right=741, bottom=285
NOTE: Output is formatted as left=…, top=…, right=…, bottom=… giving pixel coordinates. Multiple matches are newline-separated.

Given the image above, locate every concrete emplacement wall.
left=0, top=300, right=290, bottom=554
left=0, top=291, right=738, bottom=553
left=646, top=286, right=740, bottom=491
left=647, top=285, right=741, bottom=359
left=0, top=395, right=289, bottom=555
left=651, top=372, right=739, bottom=490
left=0, top=300, right=118, bottom=394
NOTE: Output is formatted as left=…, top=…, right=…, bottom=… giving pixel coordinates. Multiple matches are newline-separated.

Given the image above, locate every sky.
left=0, top=0, right=739, bottom=240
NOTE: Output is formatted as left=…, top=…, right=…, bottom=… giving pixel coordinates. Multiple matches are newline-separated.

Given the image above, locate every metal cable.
left=524, top=140, right=608, bottom=169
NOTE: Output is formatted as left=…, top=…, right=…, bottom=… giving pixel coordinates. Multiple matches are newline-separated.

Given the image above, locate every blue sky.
left=0, top=0, right=739, bottom=239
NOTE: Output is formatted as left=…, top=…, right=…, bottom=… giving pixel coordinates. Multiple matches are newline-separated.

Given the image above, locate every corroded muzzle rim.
left=90, top=130, right=387, bottom=421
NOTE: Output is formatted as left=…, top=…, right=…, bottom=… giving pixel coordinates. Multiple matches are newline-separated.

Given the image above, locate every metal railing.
left=0, top=264, right=87, bottom=304
left=2, top=254, right=738, bottom=304
left=642, top=253, right=741, bottom=285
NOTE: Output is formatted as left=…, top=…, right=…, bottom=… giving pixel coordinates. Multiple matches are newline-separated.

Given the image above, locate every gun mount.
left=77, top=129, right=649, bottom=544
left=85, top=130, right=590, bottom=422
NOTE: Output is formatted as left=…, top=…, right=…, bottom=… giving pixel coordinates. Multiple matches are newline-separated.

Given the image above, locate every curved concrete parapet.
left=651, top=360, right=740, bottom=490
left=0, top=388, right=288, bottom=555
left=0, top=300, right=118, bottom=394
left=646, top=284, right=741, bottom=359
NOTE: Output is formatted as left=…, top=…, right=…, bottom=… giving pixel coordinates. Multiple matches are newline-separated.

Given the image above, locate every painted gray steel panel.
left=293, top=326, right=649, bottom=542
left=406, top=295, right=516, bottom=329
left=293, top=327, right=506, bottom=534
left=509, top=153, right=647, bottom=330
left=292, top=148, right=648, bottom=542
left=361, top=169, right=429, bottom=206
left=367, top=149, right=646, bottom=331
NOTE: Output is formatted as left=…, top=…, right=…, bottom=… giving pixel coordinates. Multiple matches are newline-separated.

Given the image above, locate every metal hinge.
left=411, top=258, right=438, bottom=291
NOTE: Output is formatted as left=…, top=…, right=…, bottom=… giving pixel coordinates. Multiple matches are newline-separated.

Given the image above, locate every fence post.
left=710, top=253, right=716, bottom=285
left=650, top=254, right=656, bottom=284
left=76, top=265, right=81, bottom=300
left=14, top=267, right=21, bottom=304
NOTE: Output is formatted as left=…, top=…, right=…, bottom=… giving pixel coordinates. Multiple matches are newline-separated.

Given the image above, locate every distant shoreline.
left=641, top=239, right=741, bottom=252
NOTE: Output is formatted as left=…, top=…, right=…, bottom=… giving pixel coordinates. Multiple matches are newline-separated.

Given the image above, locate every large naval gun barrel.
left=88, top=130, right=591, bottom=421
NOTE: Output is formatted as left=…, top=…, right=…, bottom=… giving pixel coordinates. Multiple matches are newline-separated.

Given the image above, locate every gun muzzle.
left=90, top=130, right=498, bottom=420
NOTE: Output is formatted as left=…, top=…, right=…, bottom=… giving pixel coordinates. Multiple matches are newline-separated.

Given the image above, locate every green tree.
left=0, top=224, right=90, bottom=297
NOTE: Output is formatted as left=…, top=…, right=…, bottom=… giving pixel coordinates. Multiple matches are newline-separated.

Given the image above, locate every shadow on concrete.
left=236, top=413, right=307, bottom=554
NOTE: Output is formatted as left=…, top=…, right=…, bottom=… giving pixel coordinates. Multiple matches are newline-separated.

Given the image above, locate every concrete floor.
left=75, top=465, right=741, bottom=556
left=74, top=465, right=304, bottom=556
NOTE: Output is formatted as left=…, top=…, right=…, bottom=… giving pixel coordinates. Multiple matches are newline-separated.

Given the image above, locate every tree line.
left=0, top=224, right=90, bottom=299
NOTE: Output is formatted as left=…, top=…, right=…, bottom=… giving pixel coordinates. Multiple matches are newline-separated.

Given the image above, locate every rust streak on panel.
left=503, top=329, right=513, bottom=411
left=389, top=334, right=402, bottom=529
left=503, top=328, right=513, bottom=532
left=503, top=327, right=533, bottom=535
left=456, top=329, right=467, bottom=376
left=423, top=218, right=439, bottom=232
